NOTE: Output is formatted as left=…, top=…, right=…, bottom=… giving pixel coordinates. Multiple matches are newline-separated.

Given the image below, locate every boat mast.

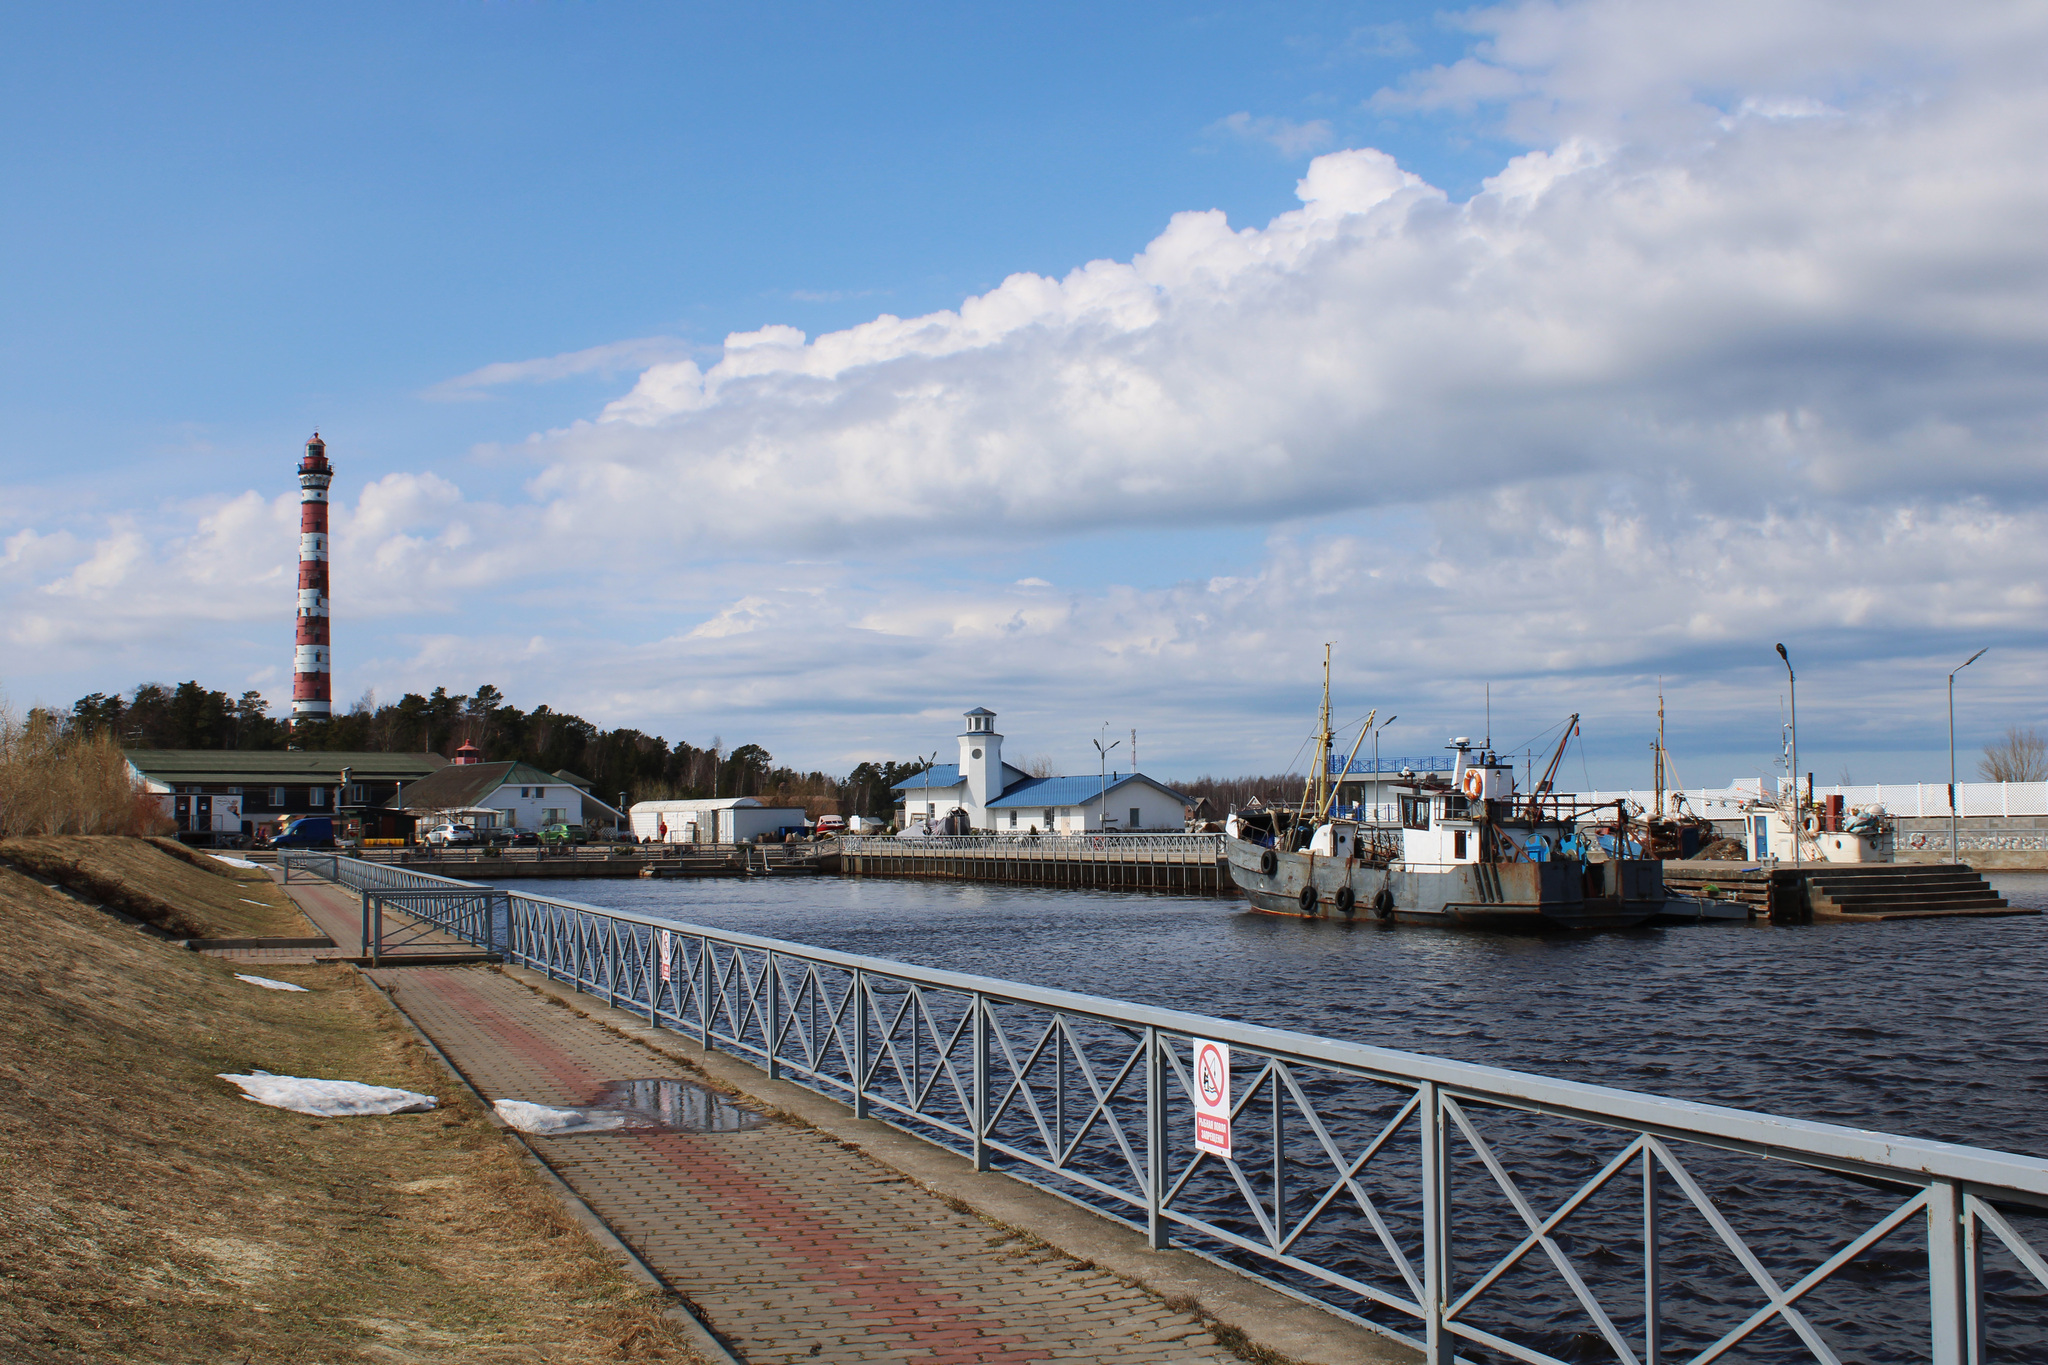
left=1653, top=685, right=1666, bottom=819
left=1298, top=644, right=1334, bottom=826
left=1319, top=644, right=1333, bottom=816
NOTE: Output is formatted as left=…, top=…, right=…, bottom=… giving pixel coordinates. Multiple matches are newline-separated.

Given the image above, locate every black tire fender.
left=1334, top=885, right=1355, bottom=915
left=1299, top=883, right=1320, bottom=914
left=1373, top=887, right=1396, bottom=920
left=1259, top=848, right=1278, bottom=877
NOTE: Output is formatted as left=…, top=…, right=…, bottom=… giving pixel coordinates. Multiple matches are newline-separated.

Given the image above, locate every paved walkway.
left=368, top=965, right=1240, bottom=1365
left=277, top=873, right=486, bottom=960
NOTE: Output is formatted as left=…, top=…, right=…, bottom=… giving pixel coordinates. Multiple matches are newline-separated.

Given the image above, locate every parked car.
left=539, top=822, right=586, bottom=846
left=424, top=823, right=477, bottom=847
left=505, top=826, right=539, bottom=847
left=271, top=816, right=335, bottom=849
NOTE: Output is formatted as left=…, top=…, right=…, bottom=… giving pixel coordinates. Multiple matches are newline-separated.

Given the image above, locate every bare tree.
left=1022, top=753, right=1058, bottom=778
left=1980, top=726, right=2048, bottom=783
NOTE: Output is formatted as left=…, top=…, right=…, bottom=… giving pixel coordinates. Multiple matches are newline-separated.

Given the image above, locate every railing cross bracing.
left=281, top=852, right=2048, bottom=1364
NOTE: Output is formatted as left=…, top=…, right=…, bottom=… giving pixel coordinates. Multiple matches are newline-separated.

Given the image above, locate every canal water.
left=550, top=871, right=2048, bottom=1158
left=544, top=871, right=2048, bottom=1360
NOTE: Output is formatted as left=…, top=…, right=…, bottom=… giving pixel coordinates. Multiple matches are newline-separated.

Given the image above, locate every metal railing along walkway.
left=283, top=852, right=2048, bottom=1364
left=282, top=851, right=503, bottom=963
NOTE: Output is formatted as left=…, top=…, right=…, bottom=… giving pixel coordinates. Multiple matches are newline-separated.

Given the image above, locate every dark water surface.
left=548, top=871, right=2048, bottom=1158
left=540, top=870, right=2048, bottom=1360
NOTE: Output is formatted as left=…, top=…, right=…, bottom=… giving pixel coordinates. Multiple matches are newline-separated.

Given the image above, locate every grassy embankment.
left=0, top=835, right=703, bottom=1364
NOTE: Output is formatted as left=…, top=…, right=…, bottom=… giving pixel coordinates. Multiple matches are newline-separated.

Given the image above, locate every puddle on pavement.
left=590, top=1077, right=768, bottom=1133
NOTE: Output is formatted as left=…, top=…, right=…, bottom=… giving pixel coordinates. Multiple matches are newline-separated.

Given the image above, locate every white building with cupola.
left=891, top=707, right=1192, bottom=834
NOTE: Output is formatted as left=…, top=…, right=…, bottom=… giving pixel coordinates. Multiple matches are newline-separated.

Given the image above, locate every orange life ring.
left=1462, top=769, right=1486, bottom=799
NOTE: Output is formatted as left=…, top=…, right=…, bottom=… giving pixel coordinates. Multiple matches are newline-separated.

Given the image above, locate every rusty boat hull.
left=1223, top=835, right=1663, bottom=930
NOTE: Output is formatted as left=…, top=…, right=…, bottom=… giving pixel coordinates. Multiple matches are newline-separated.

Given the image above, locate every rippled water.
left=540, top=870, right=2048, bottom=1360
left=547, top=871, right=2048, bottom=1156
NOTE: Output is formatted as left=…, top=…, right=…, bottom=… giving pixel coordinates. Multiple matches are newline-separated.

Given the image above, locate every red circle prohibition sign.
left=1196, top=1043, right=1226, bottom=1108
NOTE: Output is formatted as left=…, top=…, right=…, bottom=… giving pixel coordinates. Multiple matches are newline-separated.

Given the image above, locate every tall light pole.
left=1373, top=715, right=1397, bottom=822
left=1949, top=648, right=1987, bottom=865
left=1775, top=643, right=1799, bottom=867
left=1093, top=735, right=1120, bottom=832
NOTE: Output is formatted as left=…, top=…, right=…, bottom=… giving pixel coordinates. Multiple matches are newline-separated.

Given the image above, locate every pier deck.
left=1663, top=859, right=2030, bottom=921
left=838, top=834, right=1229, bottom=894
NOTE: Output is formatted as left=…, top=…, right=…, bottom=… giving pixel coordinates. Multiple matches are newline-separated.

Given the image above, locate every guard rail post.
left=766, top=950, right=781, bottom=1080
left=972, top=991, right=990, bottom=1171
left=1146, top=1026, right=1167, bottom=1250
left=1642, top=1145, right=1661, bottom=1365
left=853, top=968, right=870, bottom=1120
left=1420, top=1080, right=1452, bottom=1364
left=1928, top=1179, right=1967, bottom=1365
left=700, top=935, right=713, bottom=1049
left=358, top=889, right=371, bottom=958
left=606, top=916, right=619, bottom=1010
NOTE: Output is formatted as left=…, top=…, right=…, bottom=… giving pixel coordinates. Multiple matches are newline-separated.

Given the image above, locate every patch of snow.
left=237, top=898, right=270, bottom=906
left=209, top=854, right=261, bottom=869
left=218, top=1070, right=437, bottom=1116
left=493, top=1099, right=629, bottom=1134
left=234, top=973, right=310, bottom=992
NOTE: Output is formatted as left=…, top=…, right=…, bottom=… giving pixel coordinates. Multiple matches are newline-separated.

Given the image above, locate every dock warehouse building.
left=391, top=744, right=626, bottom=836
left=629, top=797, right=809, bottom=845
left=892, top=707, right=1191, bottom=834
left=125, top=749, right=447, bottom=845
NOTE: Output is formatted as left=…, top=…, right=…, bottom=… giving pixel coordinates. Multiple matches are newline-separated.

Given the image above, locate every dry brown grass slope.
left=0, top=835, right=303, bottom=939
left=0, top=837, right=705, bottom=1364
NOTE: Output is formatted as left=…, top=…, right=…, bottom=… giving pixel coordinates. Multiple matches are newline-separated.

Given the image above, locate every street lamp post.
left=1093, top=735, right=1120, bottom=833
left=1949, top=648, right=1987, bottom=865
left=1373, top=715, right=1397, bottom=822
left=1775, top=644, right=1798, bottom=868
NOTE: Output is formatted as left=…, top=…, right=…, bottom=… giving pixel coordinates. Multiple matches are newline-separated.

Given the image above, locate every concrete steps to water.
left=1803, top=863, right=2017, bottom=919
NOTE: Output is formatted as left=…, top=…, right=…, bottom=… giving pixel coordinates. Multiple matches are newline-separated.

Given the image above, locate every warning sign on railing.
left=659, top=928, right=673, bottom=983
left=1193, top=1038, right=1232, bottom=1159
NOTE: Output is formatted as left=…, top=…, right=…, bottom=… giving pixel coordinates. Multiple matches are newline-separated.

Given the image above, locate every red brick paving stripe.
left=392, top=968, right=1054, bottom=1362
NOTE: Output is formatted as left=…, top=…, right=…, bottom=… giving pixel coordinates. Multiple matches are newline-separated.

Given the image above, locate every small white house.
left=892, top=707, right=1191, bottom=833
left=392, top=749, right=623, bottom=833
left=630, top=797, right=808, bottom=844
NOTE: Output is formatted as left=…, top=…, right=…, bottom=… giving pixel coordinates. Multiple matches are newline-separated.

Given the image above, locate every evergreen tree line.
left=47, top=681, right=936, bottom=819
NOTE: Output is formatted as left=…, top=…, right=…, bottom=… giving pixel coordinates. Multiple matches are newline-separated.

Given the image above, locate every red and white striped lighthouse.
left=291, top=432, right=334, bottom=726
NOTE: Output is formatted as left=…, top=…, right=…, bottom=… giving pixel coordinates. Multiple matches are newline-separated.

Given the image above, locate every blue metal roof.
left=986, top=772, right=1191, bottom=809
left=890, top=762, right=1030, bottom=792
left=892, top=764, right=964, bottom=790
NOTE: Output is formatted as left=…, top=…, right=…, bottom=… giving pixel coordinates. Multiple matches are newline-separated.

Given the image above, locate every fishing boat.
left=1222, top=657, right=1665, bottom=930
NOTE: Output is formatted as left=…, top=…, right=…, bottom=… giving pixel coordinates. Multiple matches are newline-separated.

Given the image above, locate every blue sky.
left=3, top=1, right=2044, bottom=787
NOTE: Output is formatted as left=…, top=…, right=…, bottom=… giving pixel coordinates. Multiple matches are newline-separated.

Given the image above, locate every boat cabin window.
left=1454, top=830, right=1468, bottom=860
left=1400, top=795, right=1430, bottom=831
